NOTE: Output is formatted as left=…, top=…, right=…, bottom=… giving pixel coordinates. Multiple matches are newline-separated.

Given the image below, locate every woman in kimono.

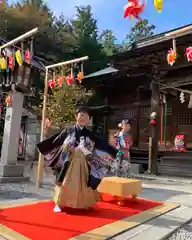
left=37, top=107, right=117, bottom=212
left=113, top=119, right=132, bottom=178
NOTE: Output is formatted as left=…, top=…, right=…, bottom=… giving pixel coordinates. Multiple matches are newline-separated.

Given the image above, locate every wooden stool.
left=98, top=176, right=142, bottom=206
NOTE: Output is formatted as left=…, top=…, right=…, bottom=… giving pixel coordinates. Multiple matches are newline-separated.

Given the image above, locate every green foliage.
left=120, top=19, right=155, bottom=51
left=99, top=29, right=117, bottom=56
left=46, top=82, right=92, bottom=128
left=126, top=19, right=155, bottom=43
left=71, top=5, right=105, bottom=73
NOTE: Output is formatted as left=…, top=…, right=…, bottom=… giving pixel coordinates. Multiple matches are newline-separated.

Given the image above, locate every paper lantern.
left=45, top=118, right=52, bottom=129
left=66, top=75, right=73, bottom=86
left=185, top=46, right=192, bottom=62
left=167, top=48, right=176, bottom=66
left=154, top=0, right=163, bottom=12
left=77, top=72, right=83, bottom=82
left=48, top=79, right=56, bottom=89
left=8, top=56, right=14, bottom=70
left=15, top=50, right=23, bottom=65
left=57, top=76, right=64, bottom=87
left=0, top=57, right=6, bottom=70
left=5, top=92, right=12, bottom=106
left=25, top=48, right=32, bottom=64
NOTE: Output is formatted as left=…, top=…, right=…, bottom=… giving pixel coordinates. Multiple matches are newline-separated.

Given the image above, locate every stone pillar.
left=0, top=92, right=28, bottom=182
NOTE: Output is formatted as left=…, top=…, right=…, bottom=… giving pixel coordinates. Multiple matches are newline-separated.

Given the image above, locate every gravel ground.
left=0, top=182, right=53, bottom=204
left=168, top=223, right=192, bottom=240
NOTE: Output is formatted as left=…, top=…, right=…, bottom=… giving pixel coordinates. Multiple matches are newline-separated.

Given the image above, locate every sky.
left=9, top=0, right=192, bottom=41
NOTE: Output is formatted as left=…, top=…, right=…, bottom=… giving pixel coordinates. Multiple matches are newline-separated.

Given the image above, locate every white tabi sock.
left=53, top=205, right=62, bottom=212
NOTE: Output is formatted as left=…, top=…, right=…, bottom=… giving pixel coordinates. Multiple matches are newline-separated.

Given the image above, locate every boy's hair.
left=75, top=106, right=90, bottom=116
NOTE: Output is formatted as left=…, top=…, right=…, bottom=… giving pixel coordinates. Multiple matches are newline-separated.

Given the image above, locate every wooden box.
left=98, top=176, right=142, bottom=197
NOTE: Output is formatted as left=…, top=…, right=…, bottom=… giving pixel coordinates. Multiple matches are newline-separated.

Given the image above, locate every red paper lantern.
left=45, top=118, right=52, bottom=129
left=66, top=75, right=73, bottom=86
left=57, top=76, right=64, bottom=87
left=5, top=92, right=12, bottom=106
left=185, top=46, right=192, bottom=62
left=150, top=119, right=156, bottom=126
left=167, top=48, right=176, bottom=66
left=77, top=72, right=83, bottom=82
left=48, top=79, right=56, bottom=89
left=25, top=48, right=32, bottom=64
left=8, top=56, right=14, bottom=70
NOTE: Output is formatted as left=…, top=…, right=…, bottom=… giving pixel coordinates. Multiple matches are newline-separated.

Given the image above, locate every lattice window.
left=159, top=107, right=172, bottom=116
left=124, top=110, right=136, bottom=118
left=178, top=112, right=192, bottom=125
left=167, top=108, right=172, bottom=116
left=140, top=107, right=150, bottom=118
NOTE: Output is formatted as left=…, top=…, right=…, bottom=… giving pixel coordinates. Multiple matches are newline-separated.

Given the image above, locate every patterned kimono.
left=37, top=125, right=117, bottom=209
left=112, top=131, right=132, bottom=178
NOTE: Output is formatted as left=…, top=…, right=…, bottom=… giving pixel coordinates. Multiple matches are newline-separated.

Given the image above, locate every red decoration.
left=66, top=75, right=73, bottom=86
left=48, top=79, right=56, bottom=89
left=174, top=134, right=187, bottom=152
left=124, top=0, right=146, bottom=21
left=25, top=48, right=32, bottom=64
left=185, top=46, right=192, bottom=62
left=57, top=76, right=64, bottom=87
left=150, top=119, right=156, bottom=126
left=167, top=48, right=176, bottom=66
left=5, top=92, right=12, bottom=106
left=8, top=56, right=14, bottom=70
left=77, top=72, right=83, bottom=82
left=45, top=118, right=52, bottom=130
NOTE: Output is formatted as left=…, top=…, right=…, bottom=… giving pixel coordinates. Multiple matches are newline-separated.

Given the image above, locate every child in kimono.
left=37, top=107, right=117, bottom=212
left=113, top=119, right=132, bottom=178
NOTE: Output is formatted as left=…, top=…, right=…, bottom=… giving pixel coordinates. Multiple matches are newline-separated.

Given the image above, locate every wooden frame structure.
left=36, top=56, right=89, bottom=188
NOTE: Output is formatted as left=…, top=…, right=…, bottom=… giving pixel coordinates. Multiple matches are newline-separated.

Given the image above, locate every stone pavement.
left=1, top=176, right=192, bottom=239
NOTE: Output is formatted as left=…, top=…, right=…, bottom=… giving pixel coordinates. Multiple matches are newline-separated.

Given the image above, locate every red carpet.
left=0, top=195, right=163, bottom=240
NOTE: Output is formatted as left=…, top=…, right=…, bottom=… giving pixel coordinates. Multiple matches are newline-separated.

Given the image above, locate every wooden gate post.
left=150, top=79, right=160, bottom=174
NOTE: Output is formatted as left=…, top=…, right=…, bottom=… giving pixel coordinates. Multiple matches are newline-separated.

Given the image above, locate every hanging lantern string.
left=81, top=62, right=84, bottom=77
left=30, top=37, right=33, bottom=55
left=172, top=38, right=176, bottom=52
left=21, top=42, right=24, bottom=59
left=71, top=64, right=73, bottom=78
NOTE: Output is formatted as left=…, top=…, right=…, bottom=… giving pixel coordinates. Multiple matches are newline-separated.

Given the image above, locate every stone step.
left=111, top=206, right=192, bottom=240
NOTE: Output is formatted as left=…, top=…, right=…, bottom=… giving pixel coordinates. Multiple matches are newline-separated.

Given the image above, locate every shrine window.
left=167, top=107, right=172, bottom=116
left=140, top=107, right=150, bottom=118
left=178, top=111, right=192, bottom=125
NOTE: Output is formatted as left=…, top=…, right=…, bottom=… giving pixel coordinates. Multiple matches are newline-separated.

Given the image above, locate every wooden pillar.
left=135, top=88, right=140, bottom=147
left=150, top=80, right=160, bottom=174
left=104, top=96, right=108, bottom=139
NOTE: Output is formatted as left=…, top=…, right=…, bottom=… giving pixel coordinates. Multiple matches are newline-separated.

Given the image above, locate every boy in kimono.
left=37, top=106, right=117, bottom=212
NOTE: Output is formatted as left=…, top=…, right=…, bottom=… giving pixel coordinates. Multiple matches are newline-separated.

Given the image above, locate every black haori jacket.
left=37, top=125, right=117, bottom=190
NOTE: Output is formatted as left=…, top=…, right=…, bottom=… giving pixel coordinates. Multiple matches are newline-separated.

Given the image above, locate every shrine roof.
left=84, top=66, right=119, bottom=79
left=114, top=24, right=192, bottom=61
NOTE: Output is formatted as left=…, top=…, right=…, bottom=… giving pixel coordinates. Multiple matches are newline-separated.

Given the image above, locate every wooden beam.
left=0, top=28, right=38, bottom=50
left=165, top=25, right=192, bottom=38
left=150, top=80, right=160, bottom=174
left=46, top=56, right=88, bottom=69
left=161, top=75, right=192, bottom=89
